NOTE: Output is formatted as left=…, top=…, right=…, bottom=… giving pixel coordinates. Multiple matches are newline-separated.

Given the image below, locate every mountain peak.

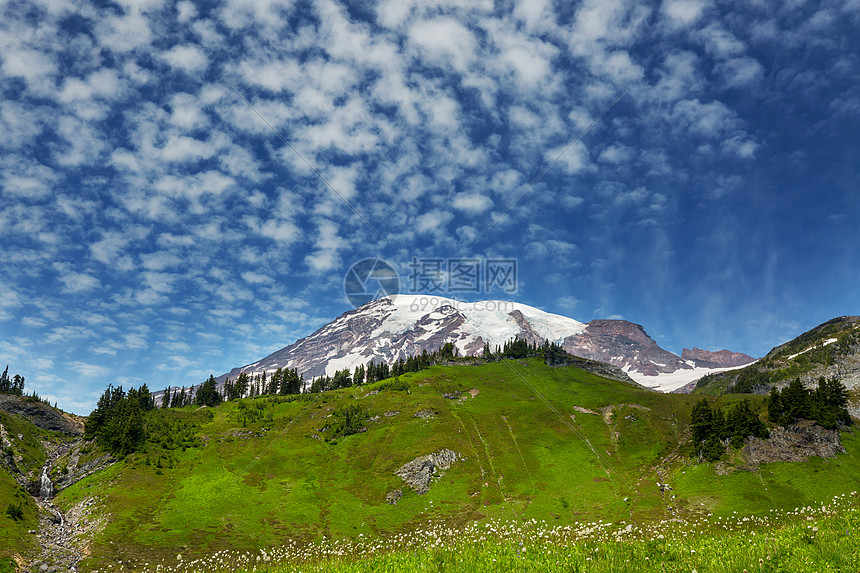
left=201, top=296, right=752, bottom=395
left=681, top=348, right=756, bottom=368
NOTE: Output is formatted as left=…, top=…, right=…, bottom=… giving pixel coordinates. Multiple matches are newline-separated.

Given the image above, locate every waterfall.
left=39, top=466, right=54, bottom=498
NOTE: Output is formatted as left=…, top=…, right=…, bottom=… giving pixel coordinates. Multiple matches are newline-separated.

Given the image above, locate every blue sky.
left=1, top=0, right=858, bottom=414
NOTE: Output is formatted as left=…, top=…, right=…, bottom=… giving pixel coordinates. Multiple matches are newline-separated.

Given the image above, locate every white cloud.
left=697, top=24, right=745, bottom=59
left=68, top=361, right=109, bottom=378
left=416, top=210, right=454, bottom=234
left=0, top=47, right=58, bottom=95
left=95, top=9, right=153, bottom=53
left=58, top=69, right=125, bottom=120
left=176, top=1, right=197, bottom=22
left=653, top=51, right=702, bottom=103
left=598, top=144, right=633, bottom=164
left=601, top=50, right=644, bottom=83
left=556, top=295, right=582, bottom=313
left=255, top=218, right=300, bottom=244
left=546, top=141, right=590, bottom=175
left=513, top=0, right=557, bottom=33
left=0, top=283, right=22, bottom=320
left=30, top=358, right=55, bottom=370
left=168, top=92, right=210, bottom=130
left=672, top=98, right=738, bottom=137
left=453, top=193, right=493, bottom=212
left=409, top=17, right=477, bottom=73
left=90, top=232, right=131, bottom=266
left=218, top=0, right=296, bottom=31
left=721, top=135, right=759, bottom=159
left=0, top=102, right=46, bottom=149
left=241, top=271, right=273, bottom=284
left=53, top=116, right=106, bottom=166
left=62, top=274, right=100, bottom=294
left=161, top=44, right=208, bottom=74
left=661, top=0, right=708, bottom=29
left=141, top=251, right=183, bottom=271
left=528, top=238, right=579, bottom=260
left=717, top=57, right=764, bottom=88
left=55, top=265, right=101, bottom=293
left=305, top=250, right=340, bottom=274
left=124, top=333, right=148, bottom=349
left=157, top=135, right=224, bottom=164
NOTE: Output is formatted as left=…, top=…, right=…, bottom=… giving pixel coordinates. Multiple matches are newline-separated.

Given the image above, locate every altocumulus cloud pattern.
left=0, top=0, right=858, bottom=413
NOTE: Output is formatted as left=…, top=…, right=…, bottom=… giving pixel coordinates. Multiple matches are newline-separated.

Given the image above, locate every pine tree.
left=85, top=384, right=146, bottom=458
left=11, top=374, right=24, bottom=395
left=0, top=366, right=9, bottom=393
left=195, top=376, right=222, bottom=407
left=766, top=387, right=783, bottom=423
left=781, top=378, right=811, bottom=422
left=690, top=399, right=713, bottom=446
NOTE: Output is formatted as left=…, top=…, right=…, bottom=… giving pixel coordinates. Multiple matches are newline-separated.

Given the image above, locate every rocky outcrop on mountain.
left=548, top=355, right=641, bottom=387
left=562, top=320, right=689, bottom=376
left=745, top=421, right=846, bottom=464
left=0, top=396, right=83, bottom=435
left=395, top=448, right=460, bottom=494
left=46, top=440, right=114, bottom=494
left=682, top=348, right=756, bottom=369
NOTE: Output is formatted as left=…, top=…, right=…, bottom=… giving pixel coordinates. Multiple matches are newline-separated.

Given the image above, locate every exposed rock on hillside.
left=745, top=421, right=846, bottom=465
left=0, top=396, right=83, bottom=435
left=548, top=354, right=642, bottom=388
left=395, top=449, right=460, bottom=494
left=47, top=441, right=114, bottom=494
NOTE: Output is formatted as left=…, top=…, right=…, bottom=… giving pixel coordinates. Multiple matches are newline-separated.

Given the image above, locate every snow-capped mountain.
left=215, top=295, right=755, bottom=393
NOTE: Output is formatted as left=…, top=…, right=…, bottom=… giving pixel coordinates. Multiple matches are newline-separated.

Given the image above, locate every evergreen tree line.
left=481, top=339, right=572, bottom=365
left=158, top=368, right=305, bottom=409
left=85, top=384, right=155, bottom=457
left=161, top=384, right=191, bottom=408
left=729, top=368, right=775, bottom=394
left=767, top=377, right=850, bottom=429
left=307, top=343, right=460, bottom=393
left=690, top=399, right=769, bottom=461
left=0, top=364, right=60, bottom=406
left=0, top=365, right=25, bottom=395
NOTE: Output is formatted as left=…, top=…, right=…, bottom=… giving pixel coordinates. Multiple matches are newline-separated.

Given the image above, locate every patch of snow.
left=374, top=294, right=586, bottom=350
left=786, top=338, right=838, bottom=361
left=324, top=352, right=370, bottom=377
left=627, top=365, right=747, bottom=393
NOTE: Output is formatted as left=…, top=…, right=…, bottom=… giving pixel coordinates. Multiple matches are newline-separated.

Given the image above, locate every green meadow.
left=34, top=359, right=859, bottom=571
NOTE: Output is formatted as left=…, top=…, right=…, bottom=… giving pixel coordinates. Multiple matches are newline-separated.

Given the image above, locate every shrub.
left=6, top=502, right=24, bottom=521
left=325, top=404, right=370, bottom=441
left=377, top=378, right=410, bottom=392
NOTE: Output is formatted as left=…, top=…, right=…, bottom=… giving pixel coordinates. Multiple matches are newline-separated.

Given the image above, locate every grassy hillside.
left=45, top=359, right=860, bottom=572
left=0, top=410, right=51, bottom=568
